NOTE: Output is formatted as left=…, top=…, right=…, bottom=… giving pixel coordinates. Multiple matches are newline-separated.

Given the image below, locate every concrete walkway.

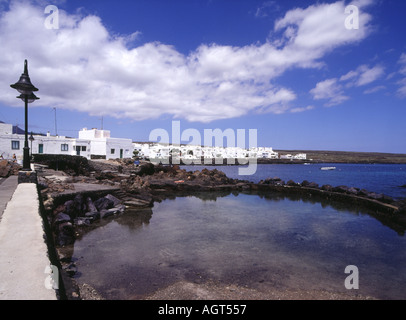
left=0, top=182, right=57, bottom=300
left=0, top=176, right=18, bottom=221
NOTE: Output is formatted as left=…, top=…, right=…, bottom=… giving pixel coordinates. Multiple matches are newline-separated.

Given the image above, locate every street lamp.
left=29, top=132, right=35, bottom=158
left=10, top=60, right=39, bottom=171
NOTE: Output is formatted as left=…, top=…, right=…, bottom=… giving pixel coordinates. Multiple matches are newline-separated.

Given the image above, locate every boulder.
left=85, top=211, right=100, bottom=220
left=307, top=182, right=319, bottom=189
left=137, top=162, right=155, bottom=176
left=333, top=185, right=350, bottom=193
left=64, top=200, right=76, bottom=218
left=94, top=197, right=114, bottom=211
left=105, top=194, right=121, bottom=207
left=321, top=184, right=333, bottom=192
left=54, top=212, right=71, bottom=224
left=286, top=180, right=298, bottom=186
left=56, top=222, right=75, bottom=246
left=347, top=187, right=359, bottom=195
left=0, top=160, right=12, bottom=177
left=74, top=217, right=92, bottom=226
left=85, top=197, right=97, bottom=212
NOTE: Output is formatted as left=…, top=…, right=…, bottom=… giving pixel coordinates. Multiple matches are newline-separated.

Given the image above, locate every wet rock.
left=85, top=197, right=97, bottom=212
left=286, top=180, right=299, bottom=186
left=74, top=217, right=92, bottom=226
left=321, top=185, right=333, bottom=191
left=56, top=222, right=75, bottom=246
left=307, top=182, right=319, bottom=189
left=358, top=189, right=370, bottom=196
left=64, top=200, right=76, bottom=218
left=105, top=194, right=121, bottom=207
left=54, top=212, right=71, bottom=224
left=347, top=187, right=359, bottom=195
left=85, top=211, right=100, bottom=220
left=94, top=197, right=114, bottom=211
left=63, top=263, right=77, bottom=277
left=100, top=205, right=125, bottom=219
left=333, top=185, right=350, bottom=193
left=124, top=198, right=152, bottom=208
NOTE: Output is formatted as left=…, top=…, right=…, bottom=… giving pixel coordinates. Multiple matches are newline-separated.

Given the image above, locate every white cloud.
left=290, top=105, right=315, bottom=113
left=310, top=78, right=349, bottom=106
left=340, top=64, right=384, bottom=87
left=363, top=85, right=385, bottom=94
left=311, top=63, right=384, bottom=106
left=399, top=53, right=406, bottom=74
left=0, top=1, right=373, bottom=123
left=396, top=53, right=406, bottom=98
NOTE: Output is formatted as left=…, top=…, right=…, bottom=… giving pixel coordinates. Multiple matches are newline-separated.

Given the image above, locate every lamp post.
left=10, top=60, right=39, bottom=171
left=29, top=132, right=35, bottom=159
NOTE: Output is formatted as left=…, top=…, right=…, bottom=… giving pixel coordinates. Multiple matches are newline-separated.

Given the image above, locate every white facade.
left=78, top=128, right=133, bottom=160
left=0, top=123, right=133, bottom=161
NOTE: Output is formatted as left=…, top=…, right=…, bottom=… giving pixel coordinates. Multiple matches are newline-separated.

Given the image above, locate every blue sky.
left=0, top=0, right=406, bottom=153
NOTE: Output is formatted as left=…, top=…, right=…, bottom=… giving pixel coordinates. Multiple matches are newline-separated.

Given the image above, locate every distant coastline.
left=162, top=150, right=406, bottom=166
left=274, top=150, right=406, bottom=164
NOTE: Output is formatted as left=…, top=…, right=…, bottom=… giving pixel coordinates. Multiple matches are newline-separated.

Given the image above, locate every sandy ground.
left=78, top=280, right=375, bottom=300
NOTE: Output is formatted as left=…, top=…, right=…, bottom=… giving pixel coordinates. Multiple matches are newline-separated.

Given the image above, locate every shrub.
left=33, top=154, right=90, bottom=175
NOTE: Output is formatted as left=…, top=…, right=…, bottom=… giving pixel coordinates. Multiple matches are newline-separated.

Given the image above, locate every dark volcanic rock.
left=307, top=182, right=319, bottom=189
left=333, top=185, right=350, bottom=193
left=85, top=211, right=100, bottom=220
left=0, top=159, right=21, bottom=177
left=286, top=180, right=298, bottom=186
left=94, top=197, right=114, bottom=211
left=54, top=212, right=71, bottom=224
left=105, top=194, right=121, bottom=207
left=321, top=184, right=333, bottom=192
left=85, top=197, right=97, bottom=212
left=56, top=222, right=75, bottom=246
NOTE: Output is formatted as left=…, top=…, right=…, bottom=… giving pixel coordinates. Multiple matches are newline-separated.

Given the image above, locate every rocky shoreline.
left=35, top=158, right=406, bottom=300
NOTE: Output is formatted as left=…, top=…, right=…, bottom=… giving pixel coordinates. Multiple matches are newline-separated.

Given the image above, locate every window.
left=111, top=148, right=115, bottom=154
left=61, top=144, right=69, bottom=151
left=11, top=141, right=20, bottom=150
left=81, top=146, right=87, bottom=151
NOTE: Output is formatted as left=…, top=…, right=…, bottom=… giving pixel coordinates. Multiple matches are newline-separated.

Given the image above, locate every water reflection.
left=72, top=192, right=406, bottom=300
left=115, top=208, right=153, bottom=231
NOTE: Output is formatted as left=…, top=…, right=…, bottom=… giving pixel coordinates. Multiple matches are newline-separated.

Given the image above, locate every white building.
left=78, top=128, right=133, bottom=160
left=0, top=122, right=132, bottom=161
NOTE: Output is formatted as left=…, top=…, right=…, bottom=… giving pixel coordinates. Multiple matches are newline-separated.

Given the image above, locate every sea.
left=71, top=163, right=406, bottom=300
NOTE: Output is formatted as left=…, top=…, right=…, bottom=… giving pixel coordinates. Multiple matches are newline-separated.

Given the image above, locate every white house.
left=78, top=128, right=133, bottom=159
left=0, top=122, right=133, bottom=161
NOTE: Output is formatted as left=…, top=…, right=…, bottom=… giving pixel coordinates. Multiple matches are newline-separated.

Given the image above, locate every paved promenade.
left=0, top=178, right=57, bottom=300
left=0, top=176, right=18, bottom=221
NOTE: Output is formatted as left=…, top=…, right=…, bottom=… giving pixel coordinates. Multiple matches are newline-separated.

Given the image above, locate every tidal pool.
left=71, top=192, right=406, bottom=300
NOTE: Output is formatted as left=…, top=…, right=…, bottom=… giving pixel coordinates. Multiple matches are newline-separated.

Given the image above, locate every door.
left=120, top=149, right=123, bottom=159
left=76, top=146, right=81, bottom=156
left=38, top=144, right=43, bottom=154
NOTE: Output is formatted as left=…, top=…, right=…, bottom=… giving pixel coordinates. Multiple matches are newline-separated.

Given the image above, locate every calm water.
left=72, top=192, right=406, bottom=300
left=182, top=163, right=406, bottom=199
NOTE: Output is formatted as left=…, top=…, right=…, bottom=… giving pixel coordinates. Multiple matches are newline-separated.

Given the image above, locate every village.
left=0, top=121, right=307, bottom=164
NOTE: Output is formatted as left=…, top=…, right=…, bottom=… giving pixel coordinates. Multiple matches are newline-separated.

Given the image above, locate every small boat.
left=320, top=167, right=336, bottom=171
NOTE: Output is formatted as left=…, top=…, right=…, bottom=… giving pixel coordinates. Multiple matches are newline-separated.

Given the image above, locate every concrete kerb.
left=0, top=182, right=57, bottom=300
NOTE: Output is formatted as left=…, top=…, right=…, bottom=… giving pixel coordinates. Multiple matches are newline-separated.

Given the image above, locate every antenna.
left=53, top=107, right=58, bottom=136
